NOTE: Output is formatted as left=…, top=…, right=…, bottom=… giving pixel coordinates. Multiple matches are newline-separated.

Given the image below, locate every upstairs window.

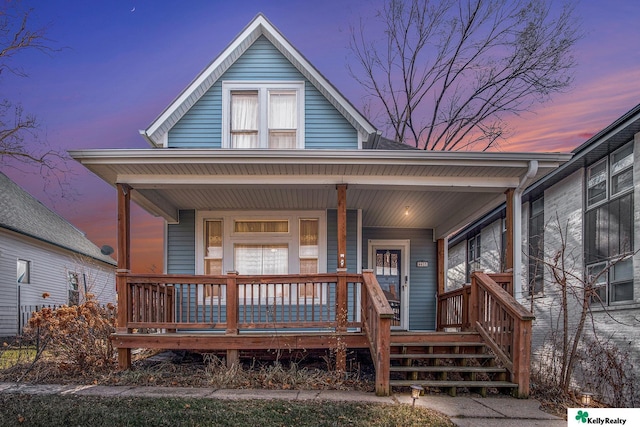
left=223, top=82, right=304, bottom=149
left=585, top=141, right=634, bottom=305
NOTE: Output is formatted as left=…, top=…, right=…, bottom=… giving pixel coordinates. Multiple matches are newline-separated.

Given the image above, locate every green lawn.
left=0, top=394, right=454, bottom=426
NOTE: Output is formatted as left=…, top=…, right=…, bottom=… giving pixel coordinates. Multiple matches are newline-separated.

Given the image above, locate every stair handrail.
left=470, top=271, right=534, bottom=397
left=361, top=270, right=394, bottom=396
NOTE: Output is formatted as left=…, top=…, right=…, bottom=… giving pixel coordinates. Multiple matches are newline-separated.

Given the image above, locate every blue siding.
left=167, top=210, right=195, bottom=274
left=168, top=36, right=357, bottom=149
left=362, top=228, right=437, bottom=331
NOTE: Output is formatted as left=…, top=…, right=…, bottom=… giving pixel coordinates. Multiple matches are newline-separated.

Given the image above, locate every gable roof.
left=0, top=172, right=116, bottom=266
left=141, top=13, right=377, bottom=147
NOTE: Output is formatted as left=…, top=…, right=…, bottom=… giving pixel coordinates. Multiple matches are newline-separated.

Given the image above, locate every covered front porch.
left=112, top=269, right=532, bottom=397
left=71, top=149, right=570, bottom=396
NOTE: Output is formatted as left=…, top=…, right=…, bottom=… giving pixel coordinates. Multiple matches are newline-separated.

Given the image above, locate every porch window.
left=196, top=211, right=327, bottom=303
left=585, top=141, right=634, bottom=305
left=204, top=220, right=223, bottom=298
left=223, top=82, right=304, bottom=149
left=299, top=219, right=319, bottom=298
left=235, top=244, right=289, bottom=299
left=17, top=259, right=30, bottom=284
left=234, top=220, right=288, bottom=233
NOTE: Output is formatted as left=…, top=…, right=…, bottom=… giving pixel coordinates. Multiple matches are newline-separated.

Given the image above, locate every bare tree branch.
left=0, top=1, right=69, bottom=183
left=348, top=0, right=581, bottom=150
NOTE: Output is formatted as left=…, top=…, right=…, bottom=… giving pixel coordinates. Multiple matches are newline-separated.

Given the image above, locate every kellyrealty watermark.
left=568, top=408, right=640, bottom=426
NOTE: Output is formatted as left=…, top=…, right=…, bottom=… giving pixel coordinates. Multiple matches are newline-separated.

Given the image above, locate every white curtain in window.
left=231, top=92, right=258, bottom=148
left=269, top=91, right=297, bottom=149
left=269, top=91, right=297, bottom=129
left=235, top=244, right=288, bottom=275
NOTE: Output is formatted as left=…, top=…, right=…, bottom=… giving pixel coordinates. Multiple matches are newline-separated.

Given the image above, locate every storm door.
left=369, top=240, right=410, bottom=330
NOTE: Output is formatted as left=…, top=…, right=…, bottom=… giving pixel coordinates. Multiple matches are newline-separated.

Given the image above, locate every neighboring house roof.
left=141, top=13, right=377, bottom=148
left=0, top=172, right=116, bottom=266
left=364, top=133, right=419, bottom=150
left=448, top=102, right=640, bottom=246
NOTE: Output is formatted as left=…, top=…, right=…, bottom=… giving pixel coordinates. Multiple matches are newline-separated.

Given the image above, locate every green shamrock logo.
left=575, top=410, right=589, bottom=423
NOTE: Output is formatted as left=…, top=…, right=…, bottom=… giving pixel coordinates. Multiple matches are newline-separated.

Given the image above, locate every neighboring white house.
left=447, top=103, right=640, bottom=403
left=0, top=172, right=116, bottom=337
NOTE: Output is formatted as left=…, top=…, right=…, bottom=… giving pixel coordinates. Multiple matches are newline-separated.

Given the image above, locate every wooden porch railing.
left=361, top=270, right=394, bottom=396
left=117, top=271, right=393, bottom=396
left=437, top=271, right=533, bottom=397
left=436, top=285, right=471, bottom=330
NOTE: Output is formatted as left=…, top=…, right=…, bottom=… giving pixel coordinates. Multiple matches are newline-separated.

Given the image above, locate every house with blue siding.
left=71, top=14, right=572, bottom=396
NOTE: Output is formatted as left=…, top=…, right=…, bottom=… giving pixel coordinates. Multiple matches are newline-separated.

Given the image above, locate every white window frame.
left=221, top=81, right=305, bottom=149
left=195, top=210, right=327, bottom=304
left=17, top=259, right=31, bottom=284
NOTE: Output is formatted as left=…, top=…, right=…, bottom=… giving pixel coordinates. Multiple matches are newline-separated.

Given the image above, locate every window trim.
left=221, top=81, right=305, bottom=149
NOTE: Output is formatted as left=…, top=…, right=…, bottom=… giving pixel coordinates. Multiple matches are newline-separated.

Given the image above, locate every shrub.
left=26, top=296, right=117, bottom=371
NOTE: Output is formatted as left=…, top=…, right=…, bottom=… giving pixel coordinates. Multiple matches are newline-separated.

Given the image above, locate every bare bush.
left=577, top=336, right=637, bottom=408
left=25, top=296, right=116, bottom=371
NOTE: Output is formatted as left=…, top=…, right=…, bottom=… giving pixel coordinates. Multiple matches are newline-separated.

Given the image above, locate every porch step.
left=390, top=366, right=507, bottom=373
left=389, top=353, right=494, bottom=359
left=390, top=380, right=517, bottom=388
left=390, top=341, right=484, bottom=347
left=388, top=336, right=518, bottom=396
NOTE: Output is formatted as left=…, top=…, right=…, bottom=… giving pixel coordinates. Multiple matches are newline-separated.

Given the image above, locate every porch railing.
left=122, top=272, right=366, bottom=332
left=437, top=271, right=533, bottom=397
left=118, top=270, right=392, bottom=395
left=361, top=270, right=394, bottom=396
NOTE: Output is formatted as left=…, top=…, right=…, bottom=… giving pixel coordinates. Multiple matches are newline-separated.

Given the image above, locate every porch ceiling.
left=70, top=149, right=572, bottom=238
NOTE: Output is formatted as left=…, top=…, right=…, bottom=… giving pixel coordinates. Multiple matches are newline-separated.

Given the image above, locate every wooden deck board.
left=111, top=332, right=369, bottom=351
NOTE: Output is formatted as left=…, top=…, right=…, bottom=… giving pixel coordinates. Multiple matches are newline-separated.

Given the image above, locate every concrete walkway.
left=0, top=382, right=565, bottom=426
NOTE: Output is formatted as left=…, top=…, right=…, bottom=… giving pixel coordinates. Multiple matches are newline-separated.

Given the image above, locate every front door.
left=368, top=240, right=410, bottom=330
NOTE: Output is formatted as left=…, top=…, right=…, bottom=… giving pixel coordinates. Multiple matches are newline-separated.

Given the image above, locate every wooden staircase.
left=388, top=332, right=518, bottom=397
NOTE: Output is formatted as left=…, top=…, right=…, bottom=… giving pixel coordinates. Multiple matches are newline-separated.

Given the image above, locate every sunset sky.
left=3, top=0, right=640, bottom=272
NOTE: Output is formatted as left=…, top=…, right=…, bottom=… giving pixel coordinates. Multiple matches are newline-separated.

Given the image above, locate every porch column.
left=116, top=183, right=132, bottom=369
left=336, top=184, right=347, bottom=270
left=335, top=184, right=347, bottom=372
left=437, top=238, right=447, bottom=295
left=504, top=189, right=514, bottom=272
